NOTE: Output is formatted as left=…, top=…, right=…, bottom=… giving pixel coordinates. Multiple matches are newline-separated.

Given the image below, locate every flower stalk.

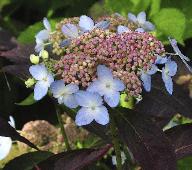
left=110, top=114, right=122, bottom=170
left=55, top=104, right=71, bottom=151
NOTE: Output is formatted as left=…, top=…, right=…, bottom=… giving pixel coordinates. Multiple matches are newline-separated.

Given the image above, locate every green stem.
left=55, top=105, right=71, bottom=151
left=110, top=115, right=122, bottom=170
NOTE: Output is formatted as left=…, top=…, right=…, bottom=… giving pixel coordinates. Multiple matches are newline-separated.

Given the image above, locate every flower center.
left=106, top=83, right=111, bottom=88
left=91, top=106, right=96, bottom=111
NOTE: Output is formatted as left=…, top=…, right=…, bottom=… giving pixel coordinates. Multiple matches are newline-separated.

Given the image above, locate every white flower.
left=112, top=152, right=126, bottom=165
left=79, top=15, right=110, bottom=32
left=88, top=65, right=125, bottom=107
left=35, top=18, right=51, bottom=41
left=128, top=11, right=155, bottom=32
left=29, top=64, right=54, bottom=100
left=75, top=91, right=109, bottom=126
left=0, top=116, right=15, bottom=160
left=50, top=80, right=79, bottom=108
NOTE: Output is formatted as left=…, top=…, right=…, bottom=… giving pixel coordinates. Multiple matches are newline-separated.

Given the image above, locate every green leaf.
left=4, top=151, right=53, bottom=170
left=104, top=0, right=151, bottom=16
left=149, top=0, right=161, bottom=17
left=15, top=93, right=36, bottom=106
left=17, top=19, right=57, bottom=44
left=0, top=0, right=10, bottom=10
left=152, top=8, right=186, bottom=44
left=177, top=157, right=192, bottom=170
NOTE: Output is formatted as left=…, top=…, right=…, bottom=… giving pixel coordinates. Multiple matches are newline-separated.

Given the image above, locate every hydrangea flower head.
left=162, top=59, right=177, bottom=95
left=88, top=65, right=125, bottom=107
left=79, top=15, right=110, bottom=32
left=128, top=11, right=155, bottom=32
left=75, top=91, right=109, bottom=126
left=50, top=80, right=79, bottom=108
left=29, top=64, right=54, bottom=100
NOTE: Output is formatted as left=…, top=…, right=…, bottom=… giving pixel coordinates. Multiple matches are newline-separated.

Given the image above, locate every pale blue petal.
left=61, top=24, right=79, bottom=39
left=34, top=81, right=48, bottom=100
left=65, top=84, right=79, bottom=94
left=60, top=39, right=71, bottom=47
left=63, top=94, right=78, bottom=108
left=113, top=78, right=125, bottom=91
left=43, top=18, right=51, bottom=31
left=47, top=73, right=54, bottom=86
left=162, top=68, right=173, bottom=95
left=79, top=15, right=94, bottom=32
left=29, top=64, right=48, bottom=80
left=147, top=64, right=158, bottom=75
left=135, top=28, right=145, bottom=32
left=166, top=60, right=177, bottom=76
left=137, top=11, right=146, bottom=25
left=143, top=21, right=155, bottom=31
left=97, top=65, right=113, bottom=80
left=94, top=20, right=110, bottom=30
left=128, top=13, right=137, bottom=23
left=94, top=106, right=109, bottom=125
left=35, top=30, right=49, bottom=41
left=141, top=72, right=151, bottom=92
left=155, top=55, right=168, bottom=64
left=0, top=137, right=12, bottom=160
left=35, top=38, right=44, bottom=52
left=87, top=80, right=105, bottom=96
left=168, top=37, right=190, bottom=61
left=50, top=80, right=65, bottom=98
left=58, top=96, right=65, bottom=104
left=104, top=91, right=120, bottom=107
left=75, top=107, right=94, bottom=126
left=75, top=91, right=103, bottom=107
left=117, top=25, right=131, bottom=34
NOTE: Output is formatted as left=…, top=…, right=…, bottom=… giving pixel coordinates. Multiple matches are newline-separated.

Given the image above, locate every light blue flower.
left=50, top=80, right=79, bottom=108
left=168, top=37, right=192, bottom=72
left=29, top=64, right=54, bottom=100
left=155, top=55, right=168, bottom=64
left=61, top=23, right=79, bottom=39
left=117, top=25, right=131, bottom=34
left=35, top=18, right=51, bottom=41
left=162, top=59, right=177, bottom=95
left=87, top=65, right=125, bottom=107
left=75, top=91, right=109, bottom=126
left=79, top=15, right=110, bottom=32
left=0, top=116, right=15, bottom=160
left=128, top=11, right=155, bottom=32
left=35, top=38, right=44, bottom=53
left=140, top=64, right=158, bottom=92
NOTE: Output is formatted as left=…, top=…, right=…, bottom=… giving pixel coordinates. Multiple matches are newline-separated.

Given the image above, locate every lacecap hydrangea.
left=25, top=11, right=192, bottom=126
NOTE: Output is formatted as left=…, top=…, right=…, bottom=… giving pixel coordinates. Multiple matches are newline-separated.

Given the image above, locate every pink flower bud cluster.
left=55, top=28, right=165, bottom=98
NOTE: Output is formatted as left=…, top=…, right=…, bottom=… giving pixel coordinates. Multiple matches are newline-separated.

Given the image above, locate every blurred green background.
left=0, top=0, right=192, bottom=169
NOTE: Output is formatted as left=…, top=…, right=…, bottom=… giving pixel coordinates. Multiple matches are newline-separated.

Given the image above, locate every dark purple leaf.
left=0, top=29, right=17, bottom=51
left=34, top=144, right=111, bottom=170
left=0, top=44, right=33, bottom=64
left=0, top=116, right=39, bottom=150
left=4, top=151, right=53, bottom=170
left=165, top=124, right=192, bottom=159
left=115, top=108, right=177, bottom=170
left=1, top=64, right=30, bottom=79
left=135, top=74, right=192, bottom=128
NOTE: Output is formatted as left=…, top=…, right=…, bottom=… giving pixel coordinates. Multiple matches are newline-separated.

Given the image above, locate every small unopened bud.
left=40, top=50, right=49, bottom=60
left=25, top=78, right=35, bottom=88
left=30, top=54, right=39, bottom=64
